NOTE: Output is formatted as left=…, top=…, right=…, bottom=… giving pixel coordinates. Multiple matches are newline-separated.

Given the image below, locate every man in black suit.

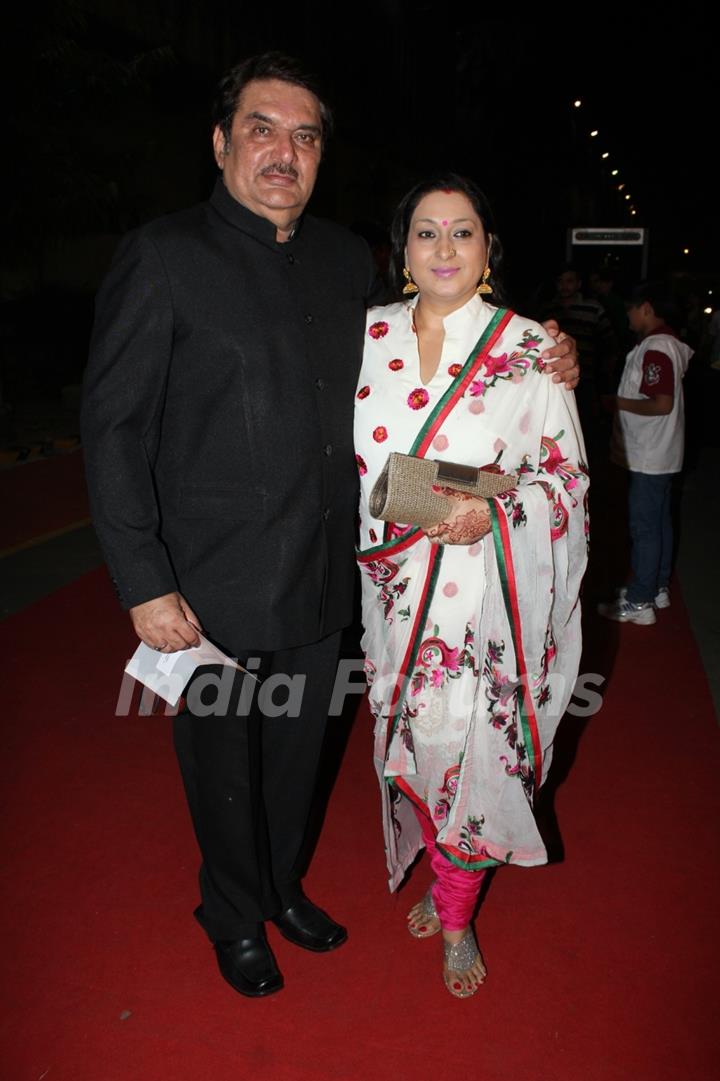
left=82, top=53, right=579, bottom=998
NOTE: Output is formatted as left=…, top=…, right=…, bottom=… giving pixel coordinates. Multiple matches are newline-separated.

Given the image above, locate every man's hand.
left=130, top=592, right=203, bottom=653
left=424, top=488, right=492, bottom=545
left=540, top=320, right=580, bottom=390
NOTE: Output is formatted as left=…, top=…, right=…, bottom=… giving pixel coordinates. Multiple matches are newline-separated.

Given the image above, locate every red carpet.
left=1, top=568, right=718, bottom=1081
left=1, top=451, right=89, bottom=552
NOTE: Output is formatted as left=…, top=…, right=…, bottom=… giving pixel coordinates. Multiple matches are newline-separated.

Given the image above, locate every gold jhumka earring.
left=402, top=266, right=419, bottom=295
left=476, top=266, right=493, bottom=295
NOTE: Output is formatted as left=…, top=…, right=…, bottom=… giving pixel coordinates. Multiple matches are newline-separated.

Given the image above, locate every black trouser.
left=173, top=631, right=342, bottom=941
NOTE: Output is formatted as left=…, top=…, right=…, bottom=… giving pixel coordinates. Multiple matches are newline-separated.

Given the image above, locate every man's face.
left=212, top=78, right=323, bottom=231
left=557, top=271, right=581, bottom=299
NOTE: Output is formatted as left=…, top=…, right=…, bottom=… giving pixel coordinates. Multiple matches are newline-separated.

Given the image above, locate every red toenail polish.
left=453, top=982, right=462, bottom=990
left=419, top=925, right=427, bottom=932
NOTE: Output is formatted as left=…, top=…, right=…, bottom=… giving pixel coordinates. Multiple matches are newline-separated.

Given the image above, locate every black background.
left=3, top=2, right=717, bottom=394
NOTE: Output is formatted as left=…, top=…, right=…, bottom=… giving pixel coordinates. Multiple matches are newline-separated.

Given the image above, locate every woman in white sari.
left=355, top=175, right=589, bottom=998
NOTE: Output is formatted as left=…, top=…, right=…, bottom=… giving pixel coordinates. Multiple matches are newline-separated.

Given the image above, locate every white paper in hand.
left=124, top=633, right=259, bottom=707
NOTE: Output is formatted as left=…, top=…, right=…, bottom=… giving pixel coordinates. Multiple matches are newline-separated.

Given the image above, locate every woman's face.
left=405, top=190, right=488, bottom=311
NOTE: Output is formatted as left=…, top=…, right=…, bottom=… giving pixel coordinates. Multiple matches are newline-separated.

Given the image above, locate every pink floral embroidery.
left=540, top=435, right=566, bottom=475
left=373, top=426, right=388, bottom=443
left=469, top=379, right=488, bottom=398
left=434, top=763, right=461, bottom=821
left=548, top=492, right=569, bottom=540
left=418, top=636, right=460, bottom=672
left=448, top=363, right=462, bottom=377
left=365, top=558, right=400, bottom=586
left=355, top=453, right=367, bottom=476
left=483, top=352, right=513, bottom=378
left=408, top=388, right=429, bottom=410
left=539, top=433, right=587, bottom=505
left=410, top=633, right=463, bottom=696
left=357, top=385, right=371, bottom=400
left=388, top=358, right=404, bottom=371
left=433, top=434, right=449, bottom=452
left=368, top=321, right=389, bottom=339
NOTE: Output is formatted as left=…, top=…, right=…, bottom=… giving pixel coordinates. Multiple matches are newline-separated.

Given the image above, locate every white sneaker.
left=654, top=586, right=671, bottom=609
left=618, top=586, right=670, bottom=609
left=598, top=597, right=657, bottom=625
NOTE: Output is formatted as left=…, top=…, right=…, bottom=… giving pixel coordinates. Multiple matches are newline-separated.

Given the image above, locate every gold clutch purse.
left=369, top=452, right=517, bottom=529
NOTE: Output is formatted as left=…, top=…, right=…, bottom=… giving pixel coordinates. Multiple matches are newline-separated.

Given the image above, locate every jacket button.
left=305, top=313, right=313, bottom=324
left=287, top=253, right=295, bottom=264
left=315, top=378, right=325, bottom=390
left=322, top=508, right=330, bottom=520
left=324, top=444, right=333, bottom=456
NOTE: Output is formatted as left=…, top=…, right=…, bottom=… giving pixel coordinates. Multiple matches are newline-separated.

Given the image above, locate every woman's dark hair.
left=389, top=173, right=507, bottom=303
left=211, top=52, right=333, bottom=147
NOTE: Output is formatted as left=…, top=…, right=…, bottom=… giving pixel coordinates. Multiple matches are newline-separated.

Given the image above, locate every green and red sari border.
left=436, top=842, right=502, bottom=871
left=357, top=526, right=423, bottom=562
left=409, top=307, right=514, bottom=457
left=383, top=545, right=444, bottom=750
left=391, top=777, right=501, bottom=869
left=488, top=498, right=544, bottom=789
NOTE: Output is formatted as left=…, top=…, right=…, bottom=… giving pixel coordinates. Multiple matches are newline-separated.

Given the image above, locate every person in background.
left=589, top=265, right=631, bottom=364
left=598, top=282, right=693, bottom=625
left=543, top=265, right=618, bottom=444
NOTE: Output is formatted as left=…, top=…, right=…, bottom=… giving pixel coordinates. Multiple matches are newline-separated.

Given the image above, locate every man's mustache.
left=260, top=163, right=299, bottom=180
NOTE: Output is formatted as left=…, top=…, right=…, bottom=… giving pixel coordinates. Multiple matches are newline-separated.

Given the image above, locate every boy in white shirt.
left=599, top=282, right=693, bottom=625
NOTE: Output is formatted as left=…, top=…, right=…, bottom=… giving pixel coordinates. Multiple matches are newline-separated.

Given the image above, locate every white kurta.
left=355, top=296, right=589, bottom=890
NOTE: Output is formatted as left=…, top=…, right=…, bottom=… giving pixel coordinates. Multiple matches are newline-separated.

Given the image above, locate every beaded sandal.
left=443, top=929, right=486, bottom=998
left=406, top=887, right=440, bottom=938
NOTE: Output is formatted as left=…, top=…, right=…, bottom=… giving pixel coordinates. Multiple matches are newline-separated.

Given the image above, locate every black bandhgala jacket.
left=82, top=179, right=382, bottom=653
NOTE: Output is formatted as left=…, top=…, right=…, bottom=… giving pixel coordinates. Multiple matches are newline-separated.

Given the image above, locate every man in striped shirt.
left=542, top=266, right=618, bottom=442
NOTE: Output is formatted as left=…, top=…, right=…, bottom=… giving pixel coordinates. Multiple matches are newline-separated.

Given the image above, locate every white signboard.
left=571, top=228, right=645, bottom=246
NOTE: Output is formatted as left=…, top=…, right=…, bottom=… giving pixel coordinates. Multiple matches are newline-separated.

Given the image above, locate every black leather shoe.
left=272, top=897, right=348, bottom=952
left=214, top=934, right=284, bottom=997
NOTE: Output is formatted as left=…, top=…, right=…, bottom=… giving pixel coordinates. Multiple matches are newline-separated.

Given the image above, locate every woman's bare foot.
left=442, top=927, right=486, bottom=997
left=406, top=888, right=441, bottom=938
